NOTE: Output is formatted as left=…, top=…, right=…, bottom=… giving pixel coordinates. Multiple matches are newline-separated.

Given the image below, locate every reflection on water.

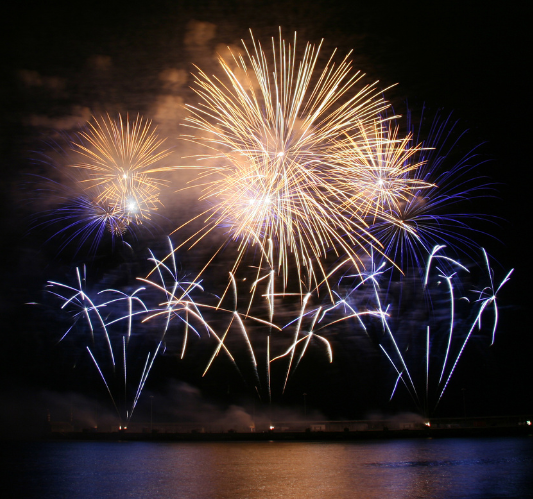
left=4, top=437, right=533, bottom=498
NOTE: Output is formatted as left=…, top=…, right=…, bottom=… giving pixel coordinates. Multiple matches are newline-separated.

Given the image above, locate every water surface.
left=4, top=437, right=533, bottom=498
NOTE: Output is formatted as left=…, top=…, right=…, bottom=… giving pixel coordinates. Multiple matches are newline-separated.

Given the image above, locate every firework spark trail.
left=47, top=267, right=115, bottom=366
left=379, top=345, right=404, bottom=401
left=368, top=245, right=513, bottom=413
left=242, top=238, right=276, bottom=401
left=87, top=346, right=120, bottom=417
left=245, top=238, right=276, bottom=319
left=202, top=314, right=237, bottom=377
left=141, top=245, right=279, bottom=386
left=307, top=257, right=389, bottom=334
left=69, top=114, right=173, bottom=224
left=228, top=273, right=259, bottom=377
left=366, top=256, right=429, bottom=409
left=345, top=252, right=421, bottom=402
left=376, top=247, right=454, bottom=410
left=423, top=245, right=469, bottom=288
left=98, top=287, right=148, bottom=343
left=283, top=291, right=311, bottom=393
left=436, top=250, right=513, bottom=407
left=139, top=277, right=239, bottom=363
left=292, top=305, right=324, bottom=373
left=131, top=342, right=162, bottom=415
left=123, top=336, right=127, bottom=410
left=380, top=307, right=419, bottom=404
left=436, top=271, right=457, bottom=385
left=146, top=238, right=210, bottom=354
left=426, top=326, right=430, bottom=411
left=195, top=271, right=281, bottom=391
left=139, top=238, right=237, bottom=364
left=423, top=248, right=470, bottom=391
left=480, top=248, right=513, bottom=346
left=269, top=291, right=384, bottom=396
left=271, top=274, right=386, bottom=390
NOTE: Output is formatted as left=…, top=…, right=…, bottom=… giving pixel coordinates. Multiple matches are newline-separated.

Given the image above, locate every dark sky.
left=1, top=0, right=531, bottom=434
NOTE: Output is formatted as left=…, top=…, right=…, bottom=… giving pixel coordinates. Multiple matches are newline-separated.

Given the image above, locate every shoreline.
left=42, top=426, right=533, bottom=442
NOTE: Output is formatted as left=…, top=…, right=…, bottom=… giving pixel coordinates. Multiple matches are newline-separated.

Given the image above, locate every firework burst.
left=28, top=114, right=174, bottom=254
left=331, top=119, right=431, bottom=222
left=367, top=109, right=496, bottom=272
left=370, top=246, right=513, bottom=415
left=176, top=30, right=407, bottom=290
left=69, top=113, right=173, bottom=224
left=44, top=244, right=220, bottom=423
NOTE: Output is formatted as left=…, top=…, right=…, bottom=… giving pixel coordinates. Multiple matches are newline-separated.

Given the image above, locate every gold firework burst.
left=69, top=114, right=172, bottom=223
left=176, top=30, right=408, bottom=290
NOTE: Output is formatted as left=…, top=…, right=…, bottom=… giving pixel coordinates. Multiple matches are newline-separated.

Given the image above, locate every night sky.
left=1, top=0, right=531, bottom=436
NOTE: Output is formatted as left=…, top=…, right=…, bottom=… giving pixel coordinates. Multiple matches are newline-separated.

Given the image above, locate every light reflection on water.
left=4, top=437, right=533, bottom=498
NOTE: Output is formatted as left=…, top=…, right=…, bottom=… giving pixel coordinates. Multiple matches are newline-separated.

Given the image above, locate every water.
left=3, top=437, right=533, bottom=498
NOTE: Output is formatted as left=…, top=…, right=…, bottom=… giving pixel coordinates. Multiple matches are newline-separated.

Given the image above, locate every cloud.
left=159, top=68, right=188, bottom=91
left=27, top=105, right=92, bottom=130
left=18, top=69, right=66, bottom=92
left=184, top=20, right=216, bottom=47
left=18, top=69, right=43, bottom=87
left=0, top=389, right=118, bottom=439
left=151, top=95, right=186, bottom=130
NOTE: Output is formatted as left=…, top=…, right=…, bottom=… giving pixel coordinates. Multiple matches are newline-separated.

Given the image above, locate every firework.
left=47, top=266, right=115, bottom=365
left=142, top=239, right=280, bottom=392
left=435, top=248, right=513, bottom=406
left=27, top=118, right=171, bottom=255
left=175, top=30, right=408, bottom=291
left=28, top=27, right=514, bottom=419
left=241, top=254, right=386, bottom=395
left=139, top=237, right=216, bottom=358
left=47, top=266, right=148, bottom=422
left=31, top=183, right=132, bottom=253
left=375, top=246, right=513, bottom=414
left=69, top=113, right=173, bottom=224
left=265, top=244, right=512, bottom=413
left=367, top=109, right=496, bottom=272
left=330, top=119, right=431, bottom=222
left=45, top=242, right=221, bottom=423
